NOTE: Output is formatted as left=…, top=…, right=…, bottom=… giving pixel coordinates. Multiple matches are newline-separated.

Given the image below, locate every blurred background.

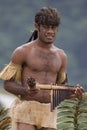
left=0, top=0, right=87, bottom=108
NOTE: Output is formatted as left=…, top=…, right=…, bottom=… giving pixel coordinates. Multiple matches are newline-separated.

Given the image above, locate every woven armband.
left=56, top=72, right=68, bottom=85
left=0, top=62, right=22, bottom=82
left=61, top=73, right=68, bottom=84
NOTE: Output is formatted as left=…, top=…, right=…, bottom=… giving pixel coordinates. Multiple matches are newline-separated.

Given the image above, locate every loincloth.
left=9, top=98, right=57, bottom=130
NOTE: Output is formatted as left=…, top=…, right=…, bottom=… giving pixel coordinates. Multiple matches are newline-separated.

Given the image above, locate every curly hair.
left=35, top=7, right=60, bottom=26
left=28, top=7, right=60, bottom=42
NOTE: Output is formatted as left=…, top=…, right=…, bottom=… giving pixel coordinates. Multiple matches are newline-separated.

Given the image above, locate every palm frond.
left=0, top=107, right=11, bottom=130
left=57, top=92, right=87, bottom=130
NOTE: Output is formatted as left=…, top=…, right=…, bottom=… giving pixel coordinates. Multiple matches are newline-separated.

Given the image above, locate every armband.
left=61, top=73, right=68, bottom=84
left=0, top=62, right=22, bottom=82
left=56, top=72, right=68, bottom=85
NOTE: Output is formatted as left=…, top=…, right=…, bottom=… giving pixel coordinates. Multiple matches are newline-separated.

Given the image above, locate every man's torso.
left=17, top=42, right=64, bottom=102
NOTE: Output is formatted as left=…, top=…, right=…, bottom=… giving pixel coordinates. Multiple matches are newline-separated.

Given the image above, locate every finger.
left=75, top=87, right=84, bottom=97
left=74, top=88, right=79, bottom=96
left=75, top=84, right=85, bottom=92
left=77, top=86, right=85, bottom=93
left=80, top=86, right=85, bottom=92
left=76, top=83, right=80, bottom=86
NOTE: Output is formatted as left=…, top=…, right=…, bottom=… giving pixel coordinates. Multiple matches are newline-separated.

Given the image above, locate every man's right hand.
left=27, top=76, right=36, bottom=90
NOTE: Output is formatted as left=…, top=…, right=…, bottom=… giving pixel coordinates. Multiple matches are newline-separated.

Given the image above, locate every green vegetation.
left=57, top=93, right=87, bottom=130
left=0, top=107, right=11, bottom=130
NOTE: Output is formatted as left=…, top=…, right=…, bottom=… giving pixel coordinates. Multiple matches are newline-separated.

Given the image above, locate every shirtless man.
left=0, top=7, right=84, bottom=130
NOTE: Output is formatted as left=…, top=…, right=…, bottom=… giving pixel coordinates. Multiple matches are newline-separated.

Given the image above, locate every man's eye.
left=43, top=25, right=47, bottom=28
left=52, top=26, right=56, bottom=29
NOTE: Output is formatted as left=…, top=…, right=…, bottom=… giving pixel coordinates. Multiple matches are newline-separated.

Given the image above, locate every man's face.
left=38, top=24, right=58, bottom=44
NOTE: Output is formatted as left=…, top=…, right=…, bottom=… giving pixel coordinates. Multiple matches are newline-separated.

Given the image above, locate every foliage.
left=0, top=107, right=11, bottom=130
left=57, top=92, right=87, bottom=130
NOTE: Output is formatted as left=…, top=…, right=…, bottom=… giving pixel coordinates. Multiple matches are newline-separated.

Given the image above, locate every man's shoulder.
left=11, top=42, right=35, bottom=64
left=13, top=41, right=34, bottom=53
left=54, top=46, right=66, bottom=55
left=54, top=47, right=67, bottom=61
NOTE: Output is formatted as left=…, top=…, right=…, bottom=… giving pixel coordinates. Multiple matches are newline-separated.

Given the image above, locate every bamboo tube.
left=36, top=84, right=75, bottom=92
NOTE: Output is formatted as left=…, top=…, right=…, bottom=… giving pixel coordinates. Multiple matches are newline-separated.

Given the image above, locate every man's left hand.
left=71, top=84, right=85, bottom=98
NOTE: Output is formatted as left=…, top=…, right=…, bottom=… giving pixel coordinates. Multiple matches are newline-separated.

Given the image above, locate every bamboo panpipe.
left=27, top=77, right=83, bottom=110
left=36, top=84, right=75, bottom=111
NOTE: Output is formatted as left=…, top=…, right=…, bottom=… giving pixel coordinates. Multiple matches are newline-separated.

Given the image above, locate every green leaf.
left=57, top=110, right=74, bottom=117
left=58, top=108, right=75, bottom=115
left=57, top=122, right=74, bottom=129
left=78, top=123, right=87, bottom=130
left=57, top=115, right=74, bottom=123
left=77, top=117, right=87, bottom=124
left=79, top=106, right=87, bottom=112
left=0, top=108, right=11, bottom=129
left=59, top=100, right=78, bottom=108
left=78, top=112, right=87, bottom=118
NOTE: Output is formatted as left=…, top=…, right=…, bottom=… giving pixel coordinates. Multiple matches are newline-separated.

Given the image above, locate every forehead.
left=39, top=19, right=58, bottom=27
left=40, top=24, right=58, bottom=28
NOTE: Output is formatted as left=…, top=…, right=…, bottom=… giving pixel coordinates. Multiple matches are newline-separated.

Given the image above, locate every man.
left=0, top=7, right=84, bottom=130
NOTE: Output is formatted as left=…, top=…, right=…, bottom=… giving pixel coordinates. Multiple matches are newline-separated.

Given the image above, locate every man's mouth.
left=46, top=35, right=54, bottom=39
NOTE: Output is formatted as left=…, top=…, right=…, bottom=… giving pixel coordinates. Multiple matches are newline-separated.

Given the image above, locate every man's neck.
left=36, top=39, right=53, bottom=49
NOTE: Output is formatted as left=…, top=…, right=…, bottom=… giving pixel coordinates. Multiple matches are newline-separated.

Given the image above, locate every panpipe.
left=36, top=84, right=75, bottom=111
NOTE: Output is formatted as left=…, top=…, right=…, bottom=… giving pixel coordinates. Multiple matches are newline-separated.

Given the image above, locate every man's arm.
left=2, top=46, right=30, bottom=96
left=56, top=49, right=67, bottom=85
left=4, top=80, right=28, bottom=96
left=56, top=50, right=84, bottom=98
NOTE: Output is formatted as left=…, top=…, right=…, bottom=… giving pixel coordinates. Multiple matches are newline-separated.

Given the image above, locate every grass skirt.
left=10, top=98, right=57, bottom=130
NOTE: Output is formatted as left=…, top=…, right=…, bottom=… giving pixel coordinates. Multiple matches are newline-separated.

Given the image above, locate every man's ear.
left=34, top=23, right=39, bottom=30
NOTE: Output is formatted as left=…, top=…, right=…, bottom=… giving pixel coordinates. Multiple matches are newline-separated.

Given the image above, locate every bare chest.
left=25, top=49, right=61, bottom=73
